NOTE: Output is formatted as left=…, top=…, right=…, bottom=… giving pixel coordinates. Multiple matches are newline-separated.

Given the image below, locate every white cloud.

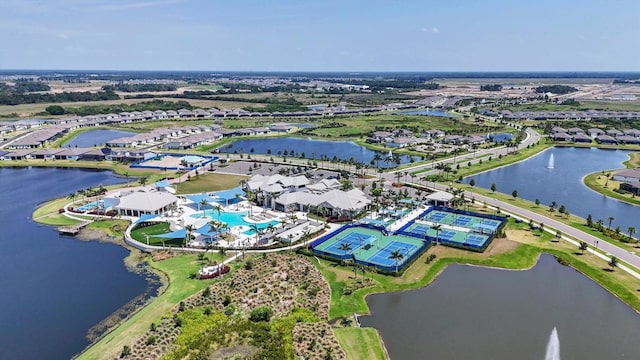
left=57, top=33, right=69, bottom=39
left=421, top=27, right=439, bottom=33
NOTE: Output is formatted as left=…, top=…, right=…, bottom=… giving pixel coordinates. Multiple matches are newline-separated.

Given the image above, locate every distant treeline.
left=45, top=100, right=193, bottom=116
left=613, top=79, right=640, bottom=85
left=0, top=80, right=51, bottom=93
left=101, top=83, right=178, bottom=92
left=534, top=85, right=577, bottom=95
left=0, top=80, right=120, bottom=105
left=480, top=84, right=503, bottom=91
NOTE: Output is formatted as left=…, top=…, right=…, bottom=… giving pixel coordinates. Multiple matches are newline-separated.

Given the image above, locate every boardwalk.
left=58, top=221, right=91, bottom=235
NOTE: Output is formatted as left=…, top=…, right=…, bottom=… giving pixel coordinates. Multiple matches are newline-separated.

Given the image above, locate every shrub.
left=249, top=306, right=273, bottom=322
left=244, top=260, right=253, bottom=270
left=120, top=345, right=131, bottom=358
left=222, top=294, right=232, bottom=307
left=146, top=335, right=157, bottom=345
left=224, top=304, right=236, bottom=316
left=203, top=306, right=212, bottom=315
left=202, top=286, right=211, bottom=298
left=150, top=322, right=157, bottom=332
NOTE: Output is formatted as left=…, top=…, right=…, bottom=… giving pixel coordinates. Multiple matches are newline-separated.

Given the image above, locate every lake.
left=219, top=137, right=415, bottom=167
left=360, top=254, right=640, bottom=360
left=467, top=147, right=640, bottom=231
left=65, top=129, right=136, bottom=148
left=0, top=167, right=151, bottom=360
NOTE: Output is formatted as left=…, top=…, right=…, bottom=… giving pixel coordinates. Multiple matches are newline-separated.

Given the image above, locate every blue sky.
left=0, top=0, right=638, bottom=71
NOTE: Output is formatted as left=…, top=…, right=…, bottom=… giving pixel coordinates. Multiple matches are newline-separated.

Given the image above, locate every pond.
left=219, top=137, right=416, bottom=167
left=360, top=254, right=640, bottom=360
left=467, top=147, right=639, bottom=231
left=65, top=129, right=136, bottom=148
left=0, top=167, right=152, bottom=359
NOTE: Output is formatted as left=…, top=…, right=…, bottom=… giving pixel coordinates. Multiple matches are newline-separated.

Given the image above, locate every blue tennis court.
left=426, top=212, right=447, bottom=222
left=437, top=230, right=457, bottom=241
left=465, top=234, right=489, bottom=246
left=323, top=231, right=377, bottom=255
left=452, top=216, right=472, bottom=227
left=367, top=241, right=418, bottom=267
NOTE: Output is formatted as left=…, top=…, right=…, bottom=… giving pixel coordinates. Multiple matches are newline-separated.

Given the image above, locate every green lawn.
left=130, top=222, right=186, bottom=246
left=334, top=328, right=388, bottom=360
left=176, top=173, right=248, bottom=194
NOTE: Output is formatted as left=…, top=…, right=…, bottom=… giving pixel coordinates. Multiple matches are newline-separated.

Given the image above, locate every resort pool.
left=76, top=200, right=104, bottom=212
left=191, top=210, right=280, bottom=233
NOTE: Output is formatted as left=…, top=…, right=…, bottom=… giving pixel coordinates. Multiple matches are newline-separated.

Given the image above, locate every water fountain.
left=387, top=149, right=393, bottom=159
left=544, top=327, right=560, bottom=360
left=547, top=153, right=555, bottom=169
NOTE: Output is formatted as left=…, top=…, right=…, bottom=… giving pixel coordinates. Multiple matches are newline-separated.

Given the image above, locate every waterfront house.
left=552, top=132, right=572, bottom=142
left=588, top=128, right=605, bottom=137
left=594, top=135, right=617, bottom=144
left=5, top=149, right=34, bottom=160
left=620, top=182, right=640, bottom=196
left=572, top=133, right=592, bottom=143
left=613, top=168, right=640, bottom=183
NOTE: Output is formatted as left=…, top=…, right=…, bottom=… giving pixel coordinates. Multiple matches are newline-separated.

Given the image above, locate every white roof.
left=116, top=191, right=178, bottom=212
left=425, top=191, right=454, bottom=202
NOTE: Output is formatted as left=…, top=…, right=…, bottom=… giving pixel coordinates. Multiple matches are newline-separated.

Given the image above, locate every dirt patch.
left=211, top=344, right=260, bottom=359
left=485, top=236, right=519, bottom=255
left=75, top=228, right=123, bottom=245
left=152, top=250, right=177, bottom=262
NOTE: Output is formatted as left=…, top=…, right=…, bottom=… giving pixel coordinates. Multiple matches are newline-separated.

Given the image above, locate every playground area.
left=311, top=225, right=427, bottom=271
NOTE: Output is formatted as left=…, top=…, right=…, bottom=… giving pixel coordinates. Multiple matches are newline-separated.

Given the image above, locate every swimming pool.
left=191, top=210, right=280, bottom=234
left=76, top=200, right=104, bottom=212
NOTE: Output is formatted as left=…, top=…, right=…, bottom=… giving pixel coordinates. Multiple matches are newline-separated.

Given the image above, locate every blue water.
left=399, top=109, right=459, bottom=118
left=65, top=129, right=136, bottom=148
left=76, top=200, right=104, bottom=212
left=191, top=210, right=280, bottom=234
left=219, top=137, right=414, bottom=167
left=0, top=167, right=149, bottom=360
left=468, top=147, right=639, bottom=231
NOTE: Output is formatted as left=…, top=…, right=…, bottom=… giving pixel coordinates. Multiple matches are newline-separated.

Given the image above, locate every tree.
left=608, top=256, right=618, bottom=271
left=586, top=214, right=593, bottom=227
left=432, top=224, right=442, bottom=244
left=490, top=183, right=496, bottom=193
left=138, top=176, right=148, bottom=186
left=199, top=199, right=209, bottom=213
left=184, top=224, right=194, bottom=247
left=579, top=241, right=588, bottom=254
left=628, top=227, right=636, bottom=242
left=512, top=189, right=518, bottom=199
left=535, top=198, right=540, bottom=207
left=608, top=216, right=615, bottom=230
left=469, top=179, right=475, bottom=187
left=45, top=105, right=65, bottom=115
left=67, top=191, right=77, bottom=205
left=338, top=242, right=352, bottom=258
left=389, top=249, right=404, bottom=273
left=249, top=306, right=273, bottom=322
left=539, top=222, right=544, bottom=233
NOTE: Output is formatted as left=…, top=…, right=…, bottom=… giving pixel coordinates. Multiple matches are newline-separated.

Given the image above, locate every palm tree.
left=337, top=242, right=352, bottom=259
left=234, top=193, right=241, bottom=210
left=208, top=220, right=222, bottom=244
left=213, top=204, right=223, bottom=223
left=628, top=227, right=636, bottom=242
left=372, top=153, right=382, bottom=169
left=184, top=224, right=194, bottom=247
left=432, top=224, right=442, bottom=245
left=218, top=247, right=227, bottom=276
left=389, top=249, right=404, bottom=273
left=608, top=216, right=615, bottom=230
left=199, top=199, right=209, bottom=213
left=596, top=219, right=604, bottom=231
left=67, top=191, right=77, bottom=205
left=608, top=256, right=618, bottom=271
left=139, top=176, right=148, bottom=186
left=579, top=241, right=588, bottom=254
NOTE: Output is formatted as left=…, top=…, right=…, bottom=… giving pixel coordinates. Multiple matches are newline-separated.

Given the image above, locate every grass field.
left=500, top=100, right=640, bottom=113
left=176, top=173, right=248, bottom=194
left=334, top=328, right=388, bottom=360
left=624, top=152, right=640, bottom=168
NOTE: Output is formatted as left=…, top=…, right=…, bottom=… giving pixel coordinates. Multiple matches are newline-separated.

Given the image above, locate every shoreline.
left=582, top=169, right=640, bottom=207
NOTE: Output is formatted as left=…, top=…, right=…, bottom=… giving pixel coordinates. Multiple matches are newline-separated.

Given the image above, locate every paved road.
left=427, top=182, right=640, bottom=271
